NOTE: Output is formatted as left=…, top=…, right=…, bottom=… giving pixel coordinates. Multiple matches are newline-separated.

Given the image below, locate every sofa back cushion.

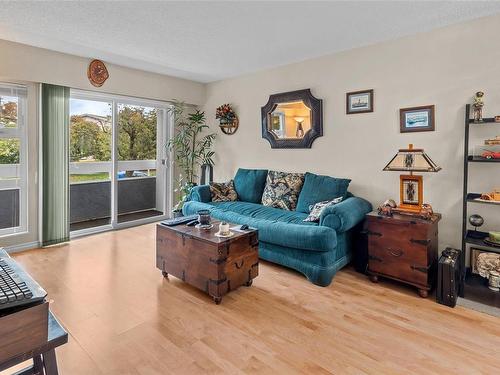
left=296, top=172, right=351, bottom=213
left=209, top=180, right=238, bottom=202
left=234, top=168, right=268, bottom=203
left=261, top=170, right=305, bottom=211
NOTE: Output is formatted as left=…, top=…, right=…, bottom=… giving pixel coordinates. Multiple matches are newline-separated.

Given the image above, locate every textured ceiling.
left=1, top=1, right=500, bottom=83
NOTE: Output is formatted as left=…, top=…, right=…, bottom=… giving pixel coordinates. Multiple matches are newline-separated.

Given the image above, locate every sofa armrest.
left=188, top=185, right=212, bottom=203
left=319, top=196, right=372, bottom=232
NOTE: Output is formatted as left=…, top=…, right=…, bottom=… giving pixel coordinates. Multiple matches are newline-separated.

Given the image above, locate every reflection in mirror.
left=269, top=101, right=312, bottom=139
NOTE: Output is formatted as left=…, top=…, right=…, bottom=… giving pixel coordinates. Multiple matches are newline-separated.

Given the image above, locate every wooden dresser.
left=364, top=211, right=441, bottom=297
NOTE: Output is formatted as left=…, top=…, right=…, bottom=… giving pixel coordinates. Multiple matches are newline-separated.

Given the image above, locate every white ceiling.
left=1, top=1, right=500, bottom=83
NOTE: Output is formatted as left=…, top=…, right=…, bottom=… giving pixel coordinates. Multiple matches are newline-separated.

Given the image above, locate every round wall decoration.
left=87, top=59, right=109, bottom=87
left=215, top=103, right=239, bottom=135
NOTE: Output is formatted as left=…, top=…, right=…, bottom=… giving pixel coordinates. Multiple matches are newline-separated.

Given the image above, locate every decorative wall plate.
left=87, top=59, right=109, bottom=87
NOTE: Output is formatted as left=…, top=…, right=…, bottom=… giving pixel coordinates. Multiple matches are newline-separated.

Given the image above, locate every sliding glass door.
left=116, top=103, right=165, bottom=223
left=69, top=98, right=112, bottom=231
left=69, top=91, right=170, bottom=234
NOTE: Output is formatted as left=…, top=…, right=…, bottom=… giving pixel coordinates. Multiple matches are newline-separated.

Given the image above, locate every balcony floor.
left=70, top=210, right=163, bottom=231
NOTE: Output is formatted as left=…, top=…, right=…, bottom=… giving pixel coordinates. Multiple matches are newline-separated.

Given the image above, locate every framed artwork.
left=346, top=89, right=373, bottom=114
left=400, top=105, right=435, bottom=133
left=399, top=174, right=423, bottom=210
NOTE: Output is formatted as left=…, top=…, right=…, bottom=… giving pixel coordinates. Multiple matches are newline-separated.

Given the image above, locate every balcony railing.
left=70, top=160, right=157, bottom=178
left=0, top=160, right=161, bottom=230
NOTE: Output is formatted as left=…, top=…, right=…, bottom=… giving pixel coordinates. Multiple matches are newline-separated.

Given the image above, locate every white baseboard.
left=4, top=241, right=40, bottom=254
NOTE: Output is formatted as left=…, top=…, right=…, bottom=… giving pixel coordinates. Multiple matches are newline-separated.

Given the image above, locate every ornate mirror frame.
left=261, top=89, right=323, bottom=149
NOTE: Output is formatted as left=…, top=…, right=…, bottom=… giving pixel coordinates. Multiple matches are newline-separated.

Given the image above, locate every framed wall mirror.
left=261, top=89, right=323, bottom=149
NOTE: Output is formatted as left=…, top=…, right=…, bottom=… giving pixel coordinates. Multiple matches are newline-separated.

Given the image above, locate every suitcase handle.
left=234, top=260, right=245, bottom=269
left=387, top=248, right=404, bottom=257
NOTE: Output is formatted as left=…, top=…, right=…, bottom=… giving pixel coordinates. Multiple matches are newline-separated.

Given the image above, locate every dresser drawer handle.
left=234, top=260, right=245, bottom=269
left=411, top=264, right=430, bottom=273
left=387, top=248, right=404, bottom=257
left=410, top=238, right=431, bottom=246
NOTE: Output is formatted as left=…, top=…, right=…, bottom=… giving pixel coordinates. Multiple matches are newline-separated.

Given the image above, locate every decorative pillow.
left=261, top=171, right=305, bottom=210
left=303, top=197, right=343, bottom=222
left=233, top=168, right=268, bottom=203
left=296, top=172, right=351, bottom=213
left=209, top=180, right=237, bottom=202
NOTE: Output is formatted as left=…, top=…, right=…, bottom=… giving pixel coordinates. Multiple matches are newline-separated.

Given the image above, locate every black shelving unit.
left=461, top=104, right=500, bottom=307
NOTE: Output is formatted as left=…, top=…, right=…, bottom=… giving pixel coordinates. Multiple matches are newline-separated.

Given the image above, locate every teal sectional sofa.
left=182, top=169, right=372, bottom=286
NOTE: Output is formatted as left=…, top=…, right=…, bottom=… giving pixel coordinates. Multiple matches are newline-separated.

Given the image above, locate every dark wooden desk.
left=0, top=310, right=68, bottom=375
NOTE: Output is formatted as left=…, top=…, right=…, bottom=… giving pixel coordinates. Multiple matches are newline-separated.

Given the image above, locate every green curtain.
left=42, top=84, right=70, bottom=246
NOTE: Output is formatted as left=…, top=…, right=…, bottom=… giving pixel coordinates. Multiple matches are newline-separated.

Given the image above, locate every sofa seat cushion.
left=296, top=172, right=351, bottom=213
left=182, top=201, right=337, bottom=252
left=208, top=201, right=317, bottom=226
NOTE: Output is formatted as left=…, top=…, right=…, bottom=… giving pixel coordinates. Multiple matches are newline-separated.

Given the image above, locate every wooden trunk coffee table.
left=156, top=222, right=259, bottom=304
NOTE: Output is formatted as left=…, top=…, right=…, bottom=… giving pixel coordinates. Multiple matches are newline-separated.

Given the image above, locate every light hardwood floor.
left=4, top=223, right=500, bottom=375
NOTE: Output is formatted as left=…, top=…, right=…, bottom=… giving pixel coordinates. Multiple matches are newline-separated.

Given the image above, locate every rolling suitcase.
left=436, top=247, right=461, bottom=307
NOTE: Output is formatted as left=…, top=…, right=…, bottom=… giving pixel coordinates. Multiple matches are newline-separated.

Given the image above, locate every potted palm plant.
left=167, top=101, right=216, bottom=216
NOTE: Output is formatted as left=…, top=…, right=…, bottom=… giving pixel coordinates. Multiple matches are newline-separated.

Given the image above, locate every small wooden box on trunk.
left=156, top=223, right=259, bottom=304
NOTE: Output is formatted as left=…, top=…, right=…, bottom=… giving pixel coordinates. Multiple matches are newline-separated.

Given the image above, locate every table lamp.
left=294, top=117, right=304, bottom=137
left=383, top=144, right=441, bottom=212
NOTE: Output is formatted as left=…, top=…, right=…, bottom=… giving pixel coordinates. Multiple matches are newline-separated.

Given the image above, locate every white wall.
left=0, top=39, right=205, bottom=105
left=0, top=39, right=205, bottom=249
left=203, top=14, right=500, bottom=250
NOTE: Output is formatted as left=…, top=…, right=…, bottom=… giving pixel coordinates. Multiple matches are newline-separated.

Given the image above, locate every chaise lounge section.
left=183, top=169, right=372, bottom=286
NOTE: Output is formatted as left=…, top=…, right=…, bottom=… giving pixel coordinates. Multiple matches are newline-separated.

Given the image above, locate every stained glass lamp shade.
left=383, top=144, right=441, bottom=211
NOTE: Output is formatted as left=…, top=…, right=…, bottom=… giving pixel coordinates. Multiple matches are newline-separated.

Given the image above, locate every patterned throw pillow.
left=303, top=197, right=343, bottom=222
left=261, top=171, right=305, bottom=210
left=210, top=180, right=237, bottom=202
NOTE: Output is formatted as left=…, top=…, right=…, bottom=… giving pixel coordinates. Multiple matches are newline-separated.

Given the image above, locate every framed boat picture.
left=400, top=105, right=435, bottom=133
left=346, top=89, right=373, bottom=114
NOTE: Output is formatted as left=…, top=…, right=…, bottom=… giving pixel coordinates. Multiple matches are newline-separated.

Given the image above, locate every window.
left=0, top=83, right=27, bottom=236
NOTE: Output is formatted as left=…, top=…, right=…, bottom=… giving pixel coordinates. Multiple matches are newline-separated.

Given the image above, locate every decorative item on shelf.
left=474, top=143, right=500, bottom=160
left=87, top=59, right=109, bottom=87
left=474, top=250, right=500, bottom=279
left=479, top=188, right=500, bottom=203
left=495, top=116, right=500, bottom=123
left=383, top=144, right=441, bottom=214
left=294, top=117, right=305, bottom=137
left=468, top=214, right=484, bottom=239
left=485, top=135, right=500, bottom=145
left=484, top=230, right=500, bottom=248
left=472, top=91, right=484, bottom=122
left=399, top=105, right=435, bottom=133
left=216, top=104, right=239, bottom=135
left=488, top=270, right=500, bottom=291
left=346, top=89, right=374, bottom=114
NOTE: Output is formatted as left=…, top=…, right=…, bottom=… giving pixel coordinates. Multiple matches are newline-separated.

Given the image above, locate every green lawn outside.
left=70, top=173, right=110, bottom=183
